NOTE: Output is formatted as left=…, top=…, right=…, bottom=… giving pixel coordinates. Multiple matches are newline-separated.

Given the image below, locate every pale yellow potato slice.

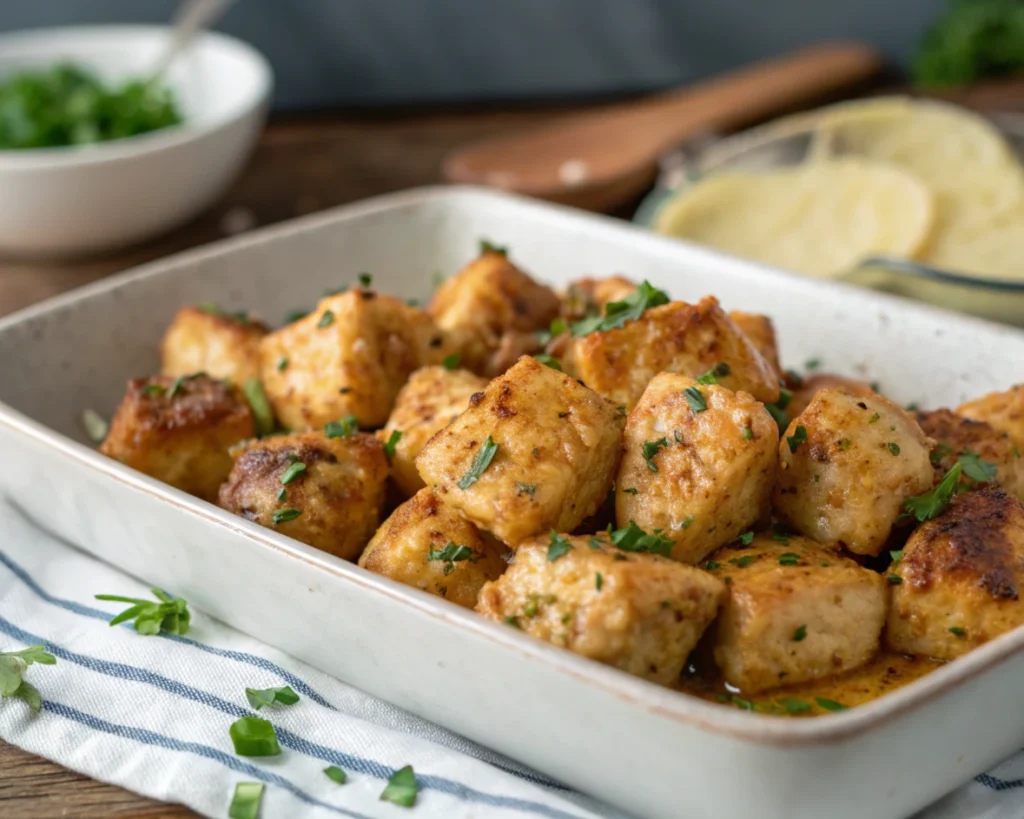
left=654, top=158, right=934, bottom=279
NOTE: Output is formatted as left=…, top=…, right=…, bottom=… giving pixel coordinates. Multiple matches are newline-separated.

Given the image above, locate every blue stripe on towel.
left=976, top=772, right=1024, bottom=791
left=40, top=699, right=373, bottom=819
left=0, top=615, right=584, bottom=819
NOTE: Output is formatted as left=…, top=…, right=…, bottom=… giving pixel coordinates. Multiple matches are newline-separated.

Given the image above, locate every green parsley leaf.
left=776, top=387, right=793, bottom=410
left=616, top=404, right=627, bottom=416
left=779, top=697, right=811, bottom=714
left=95, top=588, right=190, bottom=636
left=793, top=624, right=807, bottom=641
left=142, top=382, right=166, bottom=397
left=442, top=353, right=461, bottom=370
left=229, top=716, right=280, bottom=757
left=765, top=402, right=788, bottom=429
left=958, top=450, right=998, bottom=483
left=904, top=462, right=962, bottom=522
left=547, top=531, right=574, bottom=562
left=930, top=442, right=954, bottom=463
left=815, top=697, right=848, bottom=712
left=0, top=645, right=56, bottom=713
left=324, top=415, right=359, bottom=438
left=705, top=560, right=721, bottom=570
left=770, top=526, right=790, bottom=543
left=642, top=437, right=670, bottom=472
left=888, top=442, right=901, bottom=456
left=595, top=572, right=603, bottom=591
left=729, top=555, right=756, bottom=568
left=838, top=438, right=853, bottom=451
left=738, top=531, right=755, bottom=545
left=479, top=239, right=508, bottom=256
left=533, top=353, right=563, bottom=371
left=324, top=765, right=347, bottom=785
left=731, top=696, right=755, bottom=711
left=167, top=376, right=186, bottom=400
left=383, top=430, right=403, bottom=458
left=516, top=482, right=536, bottom=495
left=679, top=514, right=695, bottom=529
left=317, top=310, right=335, bottom=329
left=696, top=362, right=731, bottom=385
left=358, top=272, right=373, bottom=288
left=777, top=552, right=800, bottom=566
left=805, top=358, right=821, bottom=370
left=245, top=685, right=299, bottom=710
left=272, top=507, right=301, bottom=524
left=381, top=764, right=419, bottom=807
left=684, top=386, right=707, bottom=413
left=428, top=542, right=477, bottom=574
left=741, top=426, right=753, bottom=441
left=949, top=626, right=967, bottom=637
left=887, top=574, right=903, bottom=585
left=242, top=378, right=275, bottom=437
left=869, top=412, right=881, bottom=424
left=276, top=356, right=289, bottom=371
left=786, top=425, right=807, bottom=453
left=457, top=435, right=498, bottom=489
left=569, top=280, right=670, bottom=337
left=622, top=487, right=638, bottom=495
left=276, top=487, right=287, bottom=501
left=588, top=537, right=603, bottom=550
left=81, top=408, right=109, bottom=443
left=610, top=521, right=673, bottom=557
left=228, top=782, right=264, bottom=819
left=280, top=461, right=306, bottom=485
left=890, top=549, right=903, bottom=564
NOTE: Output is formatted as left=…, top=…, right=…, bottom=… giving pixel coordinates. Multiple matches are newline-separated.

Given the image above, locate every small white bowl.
left=0, top=25, right=272, bottom=257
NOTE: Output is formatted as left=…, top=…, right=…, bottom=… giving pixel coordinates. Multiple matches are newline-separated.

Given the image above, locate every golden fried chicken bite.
left=958, top=385, right=1024, bottom=453
left=704, top=535, right=887, bottom=693
left=569, top=295, right=779, bottom=411
left=773, top=389, right=934, bottom=556
left=377, top=365, right=488, bottom=498
left=727, top=310, right=781, bottom=378
left=476, top=532, right=725, bottom=685
left=359, top=488, right=507, bottom=608
left=416, top=356, right=624, bottom=545
left=786, top=373, right=876, bottom=419
left=258, top=289, right=452, bottom=430
left=429, top=249, right=560, bottom=377
left=887, top=487, right=1024, bottom=660
left=615, top=374, right=778, bottom=564
left=915, top=408, right=1024, bottom=500
left=160, top=305, right=268, bottom=384
left=218, top=429, right=388, bottom=561
left=100, top=374, right=254, bottom=501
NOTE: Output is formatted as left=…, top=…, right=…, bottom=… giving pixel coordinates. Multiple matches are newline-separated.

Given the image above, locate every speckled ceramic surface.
left=2, top=187, right=1024, bottom=819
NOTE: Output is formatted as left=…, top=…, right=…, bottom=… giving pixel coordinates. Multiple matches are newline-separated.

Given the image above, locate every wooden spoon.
left=443, top=43, right=883, bottom=211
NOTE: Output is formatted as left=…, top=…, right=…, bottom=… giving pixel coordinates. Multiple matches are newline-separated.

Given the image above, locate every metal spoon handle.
left=148, top=0, right=235, bottom=85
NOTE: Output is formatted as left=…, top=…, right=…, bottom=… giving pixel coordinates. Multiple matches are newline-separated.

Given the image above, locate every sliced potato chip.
left=654, top=158, right=934, bottom=279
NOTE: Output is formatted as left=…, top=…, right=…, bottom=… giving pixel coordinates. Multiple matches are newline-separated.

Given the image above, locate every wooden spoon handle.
left=444, top=43, right=882, bottom=194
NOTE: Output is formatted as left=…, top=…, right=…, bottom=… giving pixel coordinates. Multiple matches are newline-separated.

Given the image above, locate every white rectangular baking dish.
left=2, top=186, right=1024, bottom=819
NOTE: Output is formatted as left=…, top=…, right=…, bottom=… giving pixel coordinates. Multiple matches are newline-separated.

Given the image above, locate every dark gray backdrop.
left=0, top=0, right=941, bottom=110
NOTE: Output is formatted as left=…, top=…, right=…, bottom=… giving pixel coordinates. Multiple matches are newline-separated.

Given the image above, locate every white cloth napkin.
left=0, top=498, right=1022, bottom=819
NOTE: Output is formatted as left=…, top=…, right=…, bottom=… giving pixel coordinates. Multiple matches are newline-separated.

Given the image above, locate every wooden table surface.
left=4, top=80, right=1024, bottom=818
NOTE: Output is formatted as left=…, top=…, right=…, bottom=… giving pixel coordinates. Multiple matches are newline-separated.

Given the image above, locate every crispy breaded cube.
left=359, top=488, right=507, bottom=608
left=569, top=296, right=779, bottom=411
left=416, top=356, right=624, bottom=545
left=786, top=373, right=876, bottom=419
left=704, top=535, right=887, bottom=693
left=615, top=374, right=778, bottom=564
left=218, top=430, right=387, bottom=561
left=476, top=533, right=725, bottom=685
left=376, top=366, right=488, bottom=498
left=429, top=250, right=560, bottom=376
left=915, top=408, right=1024, bottom=500
left=958, top=385, right=1024, bottom=452
left=560, top=276, right=637, bottom=321
left=773, top=389, right=934, bottom=556
left=160, top=305, right=268, bottom=383
left=258, top=290, right=452, bottom=430
left=100, top=374, right=254, bottom=501
left=727, top=310, right=781, bottom=378
left=887, top=487, right=1024, bottom=660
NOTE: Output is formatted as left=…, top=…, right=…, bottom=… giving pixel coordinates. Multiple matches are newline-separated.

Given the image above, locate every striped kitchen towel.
left=0, top=497, right=1021, bottom=819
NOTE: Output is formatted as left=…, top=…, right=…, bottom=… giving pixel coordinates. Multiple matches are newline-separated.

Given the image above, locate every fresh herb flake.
left=696, top=362, right=731, bottom=385
left=95, top=588, right=190, bottom=636
left=815, top=697, right=848, bottom=712
left=279, top=461, right=306, bottom=485
left=904, top=463, right=962, bottom=522
left=229, top=716, right=280, bottom=757
left=777, top=552, right=800, bottom=566
left=684, top=386, right=707, bottom=413
left=272, top=507, right=301, bottom=524
left=516, top=482, right=536, bottom=495
left=276, top=356, right=289, bottom=371
left=547, top=531, right=574, bottom=562
left=0, top=645, right=56, bottom=713
left=383, top=430, right=403, bottom=458
left=738, top=531, right=755, bottom=545
left=610, top=521, right=673, bottom=557
left=245, top=685, right=299, bottom=710
left=887, top=574, right=903, bottom=585
left=358, top=272, right=373, bottom=288
left=317, top=310, right=335, bottom=329
left=595, top=572, right=603, bottom=591
left=228, top=782, right=264, bottom=819
left=442, top=353, right=461, bottom=371
left=779, top=697, right=811, bottom=714
left=242, top=378, right=275, bottom=437
left=82, top=408, right=109, bottom=443
left=324, top=415, right=359, bottom=439
left=479, top=239, right=508, bottom=256
left=569, top=280, right=670, bottom=337
left=428, top=542, right=477, bottom=574
left=380, top=764, right=419, bottom=807
left=958, top=450, right=998, bottom=483
left=949, top=626, right=967, bottom=637
left=457, top=435, right=498, bottom=489
left=642, top=437, right=670, bottom=472
left=324, top=765, right=347, bottom=785
left=888, top=442, right=901, bottom=456
left=533, top=353, right=563, bottom=371
left=793, top=624, right=807, bottom=642
left=786, top=425, right=807, bottom=453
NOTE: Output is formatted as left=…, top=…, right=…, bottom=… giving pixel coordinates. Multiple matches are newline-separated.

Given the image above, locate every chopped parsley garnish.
left=358, top=272, right=373, bottom=288
left=887, top=574, right=903, bottom=585
left=242, top=378, right=275, bottom=436
left=887, top=442, right=901, bottom=456
left=324, top=765, right=347, bottom=785
left=0, top=645, right=56, bottom=713
left=442, top=353, right=461, bottom=370
left=731, top=696, right=755, bottom=711
left=339, top=386, right=352, bottom=395
left=503, top=616, right=520, bottom=628
left=317, top=310, right=335, bottom=329
left=245, top=685, right=299, bottom=710
left=729, top=555, right=756, bottom=568
left=958, top=450, right=998, bottom=483
left=890, top=549, right=903, bottom=564
left=428, top=542, right=477, bottom=574
left=777, top=552, right=800, bottom=565
left=276, top=487, right=287, bottom=501
left=167, top=376, right=186, bottom=399
left=569, top=280, right=670, bottom=336
left=741, top=426, right=753, bottom=441
left=696, top=362, right=731, bottom=385
left=324, top=415, right=359, bottom=438
left=904, top=462, right=962, bottom=522
left=588, top=537, right=603, bottom=550
left=765, top=402, right=788, bottom=429
left=479, top=239, right=508, bottom=256
left=622, top=487, right=638, bottom=495
left=869, top=412, right=880, bottom=424
left=679, top=514, right=695, bottom=529
left=229, top=716, right=280, bottom=757
left=616, top=405, right=627, bottom=416
left=382, top=430, right=403, bottom=458
left=142, top=382, right=166, bottom=396
left=228, top=782, right=264, bottom=819
left=705, top=560, right=721, bottom=570
left=786, top=425, right=807, bottom=453
left=595, top=572, right=603, bottom=590
left=533, top=353, right=563, bottom=371
left=805, top=358, right=821, bottom=371
left=457, top=435, right=498, bottom=489
left=770, top=526, right=790, bottom=543
left=610, top=521, right=673, bottom=556
left=276, top=356, right=289, bottom=371
left=930, top=442, right=954, bottom=463
left=838, top=438, right=853, bottom=451
left=779, top=697, right=811, bottom=714
left=81, top=408, right=109, bottom=443
left=815, top=698, right=848, bottom=712
left=547, top=531, right=574, bottom=562
left=95, top=588, right=190, bottom=636
left=642, top=437, right=670, bottom=471
left=776, top=387, right=793, bottom=410
left=272, top=507, right=301, bottom=524
left=516, top=482, right=536, bottom=495
left=738, top=531, right=755, bottom=545
left=380, top=764, right=419, bottom=807
left=793, top=624, right=807, bottom=642
left=949, top=626, right=966, bottom=637
left=684, top=386, right=707, bottom=413
left=280, top=461, right=306, bottom=485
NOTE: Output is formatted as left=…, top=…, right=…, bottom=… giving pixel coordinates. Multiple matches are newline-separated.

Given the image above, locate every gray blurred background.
left=0, top=0, right=941, bottom=110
